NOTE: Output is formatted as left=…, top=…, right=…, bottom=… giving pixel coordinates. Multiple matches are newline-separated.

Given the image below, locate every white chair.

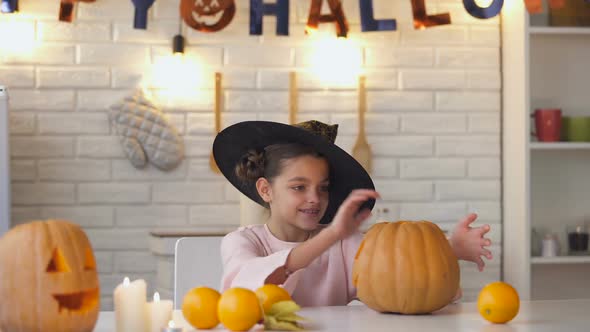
left=174, top=236, right=224, bottom=309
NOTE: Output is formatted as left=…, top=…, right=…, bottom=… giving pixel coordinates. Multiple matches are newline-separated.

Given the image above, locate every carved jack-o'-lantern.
left=0, top=220, right=100, bottom=332
left=180, top=0, right=236, bottom=32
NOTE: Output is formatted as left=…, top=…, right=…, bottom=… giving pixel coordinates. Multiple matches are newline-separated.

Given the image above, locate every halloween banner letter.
left=463, top=0, right=503, bottom=19
left=524, top=0, right=542, bottom=14
left=549, top=0, right=566, bottom=9
left=250, top=0, right=289, bottom=35
left=0, top=0, right=17, bottom=13
left=411, top=0, right=451, bottom=29
left=180, top=0, right=236, bottom=32
left=359, top=0, right=396, bottom=32
left=131, top=0, right=156, bottom=29
left=306, top=0, right=349, bottom=37
left=59, top=0, right=95, bottom=23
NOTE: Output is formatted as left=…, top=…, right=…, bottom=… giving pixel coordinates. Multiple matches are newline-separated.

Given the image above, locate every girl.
left=212, top=120, right=492, bottom=307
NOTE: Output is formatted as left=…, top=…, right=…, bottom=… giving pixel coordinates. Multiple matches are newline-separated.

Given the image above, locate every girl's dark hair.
left=235, top=143, right=324, bottom=184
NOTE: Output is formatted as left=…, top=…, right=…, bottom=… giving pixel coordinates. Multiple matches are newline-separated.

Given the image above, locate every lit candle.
left=161, top=320, right=183, bottom=332
left=113, top=277, right=148, bottom=332
left=147, top=292, right=173, bottom=332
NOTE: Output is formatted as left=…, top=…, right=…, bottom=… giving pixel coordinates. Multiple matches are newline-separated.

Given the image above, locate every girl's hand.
left=449, top=213, right=493, bottom=271
left=326, top=189, right=380, bottom=240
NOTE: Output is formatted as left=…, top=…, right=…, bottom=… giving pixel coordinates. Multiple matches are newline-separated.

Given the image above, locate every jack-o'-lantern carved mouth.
left=53, top=288, right=99, bottom=314
left=46, top=247, right=100, bottom=313
left=192, top=10, right=225, bottom=24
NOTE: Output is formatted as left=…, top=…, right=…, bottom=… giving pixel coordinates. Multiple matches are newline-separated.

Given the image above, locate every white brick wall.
left=3, top=0, right=501, bottom=309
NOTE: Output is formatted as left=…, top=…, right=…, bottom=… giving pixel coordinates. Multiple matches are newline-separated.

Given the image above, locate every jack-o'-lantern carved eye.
left=46, top=248, right=71, bottom=273
left=84, top=248, right=96, bottom=271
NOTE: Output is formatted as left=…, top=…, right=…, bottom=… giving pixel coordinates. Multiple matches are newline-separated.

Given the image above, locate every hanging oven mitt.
left=109, top=90, right=184, bottom=171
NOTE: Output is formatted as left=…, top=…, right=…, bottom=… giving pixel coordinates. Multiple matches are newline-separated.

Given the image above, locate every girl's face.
left=261, top=155, right=330, bottom=231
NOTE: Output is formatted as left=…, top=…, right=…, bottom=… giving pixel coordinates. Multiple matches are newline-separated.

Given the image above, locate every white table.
left=94, top=299, right=590, bottom=331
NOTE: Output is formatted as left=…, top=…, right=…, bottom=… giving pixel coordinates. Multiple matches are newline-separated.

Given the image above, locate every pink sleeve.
left=220, top=230, right=304, bottom=293
left=343, top=231, right=364, bottom=302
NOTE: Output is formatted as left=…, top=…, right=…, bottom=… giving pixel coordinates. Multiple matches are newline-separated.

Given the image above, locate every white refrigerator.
left=0, top=86, right=10, bottom=235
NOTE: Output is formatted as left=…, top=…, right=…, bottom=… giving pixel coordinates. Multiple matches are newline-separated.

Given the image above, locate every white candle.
left=146, top=292, right=173, bottom=332
left=161, top=320, right=183, bottom=332
left=114, top=277, right=148, bottom=332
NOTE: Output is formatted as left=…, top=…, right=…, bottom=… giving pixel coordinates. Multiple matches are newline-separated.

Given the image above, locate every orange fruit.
left=181, top=286, right=221, bottom=329
left=255, top=284, right=292, bottom=314
left=218, top=287, right=263, bottom=331
left=477, top=281, right=520, bottom=324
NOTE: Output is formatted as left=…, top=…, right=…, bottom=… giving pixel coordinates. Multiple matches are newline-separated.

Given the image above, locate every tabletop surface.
left=94, top=299, right=590, bottom=331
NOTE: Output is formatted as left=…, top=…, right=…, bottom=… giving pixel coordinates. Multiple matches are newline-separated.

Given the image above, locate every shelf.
left=532, top=256, right=590, bottom=264
left=530, top=142, right=590, bottom=150
left=529, top=27, right=590, bottom=35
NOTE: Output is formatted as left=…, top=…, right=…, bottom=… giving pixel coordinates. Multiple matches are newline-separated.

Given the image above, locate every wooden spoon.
left=352, top=75, right=372, bottom=173
left=210, top=72, right=222, bottom=174
left=289, top=71, right=298, bottom=125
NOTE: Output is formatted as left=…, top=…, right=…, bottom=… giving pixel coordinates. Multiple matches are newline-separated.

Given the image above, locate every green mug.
left=561, top=116, right=590, bottom=142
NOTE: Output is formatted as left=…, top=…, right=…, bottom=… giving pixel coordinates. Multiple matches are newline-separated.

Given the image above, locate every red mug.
left=532, top=109, right=562, bottom=142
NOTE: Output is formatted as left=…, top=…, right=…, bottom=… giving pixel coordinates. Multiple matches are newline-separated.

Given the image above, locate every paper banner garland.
left=549, top=0, right=566, bottom=10
left=0, top=0, right=17, bottom=13
left=359, top=0, right=396, bottom=32
left=59, top=0, right=95, bottom=23
left=524, top=0, right=570, bottom=14
left=306, top=0, right=349, bottom=37
left=250, top=0, right=289, bottom=35
left=181, top=0, right=236, bottom=32
left=463, top=0, right=503, bottom=19
left=411, top=0, right=451, bottom=29
left=131, top=0, right=156, bottom=29
left=524, top=0, right=542, bottom=14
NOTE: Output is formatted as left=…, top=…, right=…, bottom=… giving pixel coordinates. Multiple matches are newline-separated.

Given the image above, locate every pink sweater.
left=220, top=224, right=363, bottom=307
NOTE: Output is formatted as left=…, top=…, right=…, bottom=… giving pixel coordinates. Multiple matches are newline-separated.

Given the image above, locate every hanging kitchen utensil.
left=59, top=0, right=94, bottom=23
left=289, top=71, right=298, bottom=125
left=352, top=75, right=371, bottom=174
left=210, top=72, right=222, bottom=174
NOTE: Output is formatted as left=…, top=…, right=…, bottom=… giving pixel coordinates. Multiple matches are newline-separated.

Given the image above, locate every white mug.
left=542, top=234, right=560, bottom=257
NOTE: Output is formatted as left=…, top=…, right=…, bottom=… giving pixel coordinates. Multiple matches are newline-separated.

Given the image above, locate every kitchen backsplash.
left=1, top=0, right=501, bottom=310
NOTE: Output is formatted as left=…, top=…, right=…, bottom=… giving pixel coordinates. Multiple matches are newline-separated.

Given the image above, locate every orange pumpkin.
left=352, top=221, right=460, bottom=314
left=0, top=220, right=100, bottom=332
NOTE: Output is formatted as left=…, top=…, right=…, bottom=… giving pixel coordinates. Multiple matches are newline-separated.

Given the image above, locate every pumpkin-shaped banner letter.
left=181, top=0, right=236, bottom=32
